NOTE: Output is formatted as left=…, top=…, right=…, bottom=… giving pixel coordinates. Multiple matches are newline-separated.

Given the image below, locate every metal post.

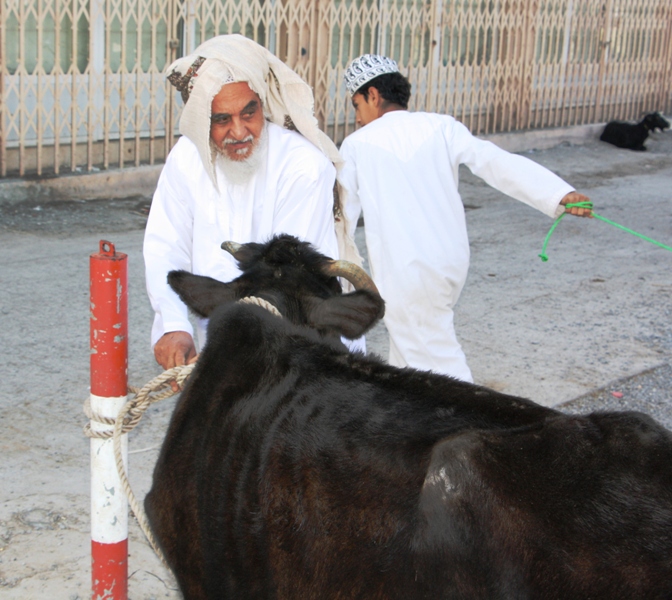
left=89, top=240, right=129, bottom=600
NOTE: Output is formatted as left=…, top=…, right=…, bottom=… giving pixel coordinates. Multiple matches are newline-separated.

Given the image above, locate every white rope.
left=83, top=295, right=283, bottom=568
left=239, top=294, right=282, bottom=317
left=113, top=364, right=196, bottom=566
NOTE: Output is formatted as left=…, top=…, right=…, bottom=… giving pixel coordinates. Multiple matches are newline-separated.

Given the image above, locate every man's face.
left=352, top=91, right=379, bottom=127
left=210, top=82, right=265, bottom=161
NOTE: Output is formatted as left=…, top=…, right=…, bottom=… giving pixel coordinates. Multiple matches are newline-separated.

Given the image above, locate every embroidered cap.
left=344, top=54, right=399, bottom=96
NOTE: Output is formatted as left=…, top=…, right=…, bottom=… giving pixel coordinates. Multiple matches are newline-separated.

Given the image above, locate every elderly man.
left=144, top=35, right=358, bottom=371
left=338, top=54, right=592, bottom=382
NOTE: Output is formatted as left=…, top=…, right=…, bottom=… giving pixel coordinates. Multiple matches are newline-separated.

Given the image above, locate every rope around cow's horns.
left=539, top=201, right=672, bottom=262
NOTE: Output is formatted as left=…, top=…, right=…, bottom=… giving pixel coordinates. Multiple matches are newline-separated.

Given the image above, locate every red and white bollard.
left=89, top=240, right=129, bottom=600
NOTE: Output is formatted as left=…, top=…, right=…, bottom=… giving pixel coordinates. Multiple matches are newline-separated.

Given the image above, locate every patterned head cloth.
left=343, top=54, right=399, bottom=97
left=166, top=34, right=342, bottom=190
left=166, top=34, right=362, bottom=268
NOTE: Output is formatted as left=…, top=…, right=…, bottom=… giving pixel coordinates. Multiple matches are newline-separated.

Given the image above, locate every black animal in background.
left=145, top=234, right=672, bottom=600
left=600, top=111, right=670, bottom=151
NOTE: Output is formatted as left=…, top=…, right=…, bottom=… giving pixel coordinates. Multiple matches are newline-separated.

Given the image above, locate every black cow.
left=599, top=111, right=670, bottom=150
left=146, top=234, right=672, bottom=600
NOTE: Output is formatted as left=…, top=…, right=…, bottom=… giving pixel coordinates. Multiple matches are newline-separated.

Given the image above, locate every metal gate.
left=2, top=0, right=671, bottom=177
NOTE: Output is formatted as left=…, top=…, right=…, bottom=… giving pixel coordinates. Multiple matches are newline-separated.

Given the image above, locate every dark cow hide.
left=145, top=234, right=672, bottom=600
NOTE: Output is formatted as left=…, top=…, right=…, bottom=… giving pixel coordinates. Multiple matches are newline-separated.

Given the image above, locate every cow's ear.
left=167, top=270, right=237, bottom=318
left=306, top=291, right=385, bottom=340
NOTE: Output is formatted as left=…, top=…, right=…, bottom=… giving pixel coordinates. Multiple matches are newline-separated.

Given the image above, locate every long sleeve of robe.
left=144, top=123, right=338, bottom=348
left=338, top=111, right=574, bottom=381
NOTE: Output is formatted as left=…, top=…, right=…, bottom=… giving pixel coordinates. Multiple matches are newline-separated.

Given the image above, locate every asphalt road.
left=1, top=129, right=671, bottom=598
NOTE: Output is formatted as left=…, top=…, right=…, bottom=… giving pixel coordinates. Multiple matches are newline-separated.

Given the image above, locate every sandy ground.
left=1, top=129, right=671, bottom=598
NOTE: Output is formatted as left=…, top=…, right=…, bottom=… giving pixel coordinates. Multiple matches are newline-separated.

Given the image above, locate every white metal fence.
left=2, top=0, right=671, bottom=177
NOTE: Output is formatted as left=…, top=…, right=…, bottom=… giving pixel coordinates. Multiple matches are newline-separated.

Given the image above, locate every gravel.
left=561, top=363, right=672, bottom=430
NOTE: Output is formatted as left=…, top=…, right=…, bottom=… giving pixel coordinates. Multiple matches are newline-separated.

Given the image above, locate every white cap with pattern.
left=344, top=54, right=399, bottom=97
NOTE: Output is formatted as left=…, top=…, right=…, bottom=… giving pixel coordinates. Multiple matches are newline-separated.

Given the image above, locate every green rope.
left=539, top=201, right=672, bottom=261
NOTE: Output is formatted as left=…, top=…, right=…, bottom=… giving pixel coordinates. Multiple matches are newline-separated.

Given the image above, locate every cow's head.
left=168, top=234, right=385, bottom=340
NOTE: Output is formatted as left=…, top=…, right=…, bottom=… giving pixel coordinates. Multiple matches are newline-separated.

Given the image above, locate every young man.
left=338, top=54, right=592, bottom=382
left=145, top=35, right=359, bottom=373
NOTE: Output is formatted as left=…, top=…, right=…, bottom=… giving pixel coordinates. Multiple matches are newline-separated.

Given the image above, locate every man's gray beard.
left=214, top=123, right=268, bottom=186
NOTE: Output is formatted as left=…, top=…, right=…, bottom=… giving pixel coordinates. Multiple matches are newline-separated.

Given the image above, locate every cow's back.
left=415, top=411, right=672, bottom=599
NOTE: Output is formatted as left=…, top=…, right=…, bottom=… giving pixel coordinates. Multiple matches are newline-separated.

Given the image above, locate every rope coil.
left=114, top=364, right=196, bottom=567
left=83, top=363, right=196, bottom=567
left=83, top=365, right=193, bottom=439
left=83, top=295, right=282, bottom=567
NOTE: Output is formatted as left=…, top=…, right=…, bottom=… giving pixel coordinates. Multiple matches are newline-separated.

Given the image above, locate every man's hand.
left=154, top=331, right=198, bottom=392
left=154, top=330, right=197, bottom=369
left=560, top=191, right=593, bottom=218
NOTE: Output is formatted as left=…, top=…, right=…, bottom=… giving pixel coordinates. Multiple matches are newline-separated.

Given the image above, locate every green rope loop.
left=539, top=201, right=672, bottom=261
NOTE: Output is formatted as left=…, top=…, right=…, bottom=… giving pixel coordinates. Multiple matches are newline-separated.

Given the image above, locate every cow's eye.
left=274, top=268, right=282, bottom=278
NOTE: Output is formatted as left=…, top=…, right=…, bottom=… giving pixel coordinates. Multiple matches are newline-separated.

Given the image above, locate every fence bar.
left=2, top=0, right=672, bottom=176
left=89, top=240, right=129, bottom=600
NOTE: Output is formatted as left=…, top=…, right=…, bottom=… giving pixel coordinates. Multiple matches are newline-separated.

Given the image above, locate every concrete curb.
left=0, top=164, right=163, bottom=204
left=481, top=123, right=605, bottom=153
left=0, top=123, right=605, bottom=204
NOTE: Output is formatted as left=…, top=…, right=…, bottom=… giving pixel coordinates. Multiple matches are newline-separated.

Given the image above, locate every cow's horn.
left=322, top=260, right=380, bottom=296
left=221, top=241, right=243, bottom=255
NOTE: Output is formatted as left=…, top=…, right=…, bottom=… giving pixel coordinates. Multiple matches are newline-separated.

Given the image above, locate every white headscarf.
left=166, top=34, right=360, bottom=267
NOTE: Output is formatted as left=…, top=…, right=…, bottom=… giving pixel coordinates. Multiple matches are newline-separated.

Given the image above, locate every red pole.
left=89, top=240, right=128, bottom=600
